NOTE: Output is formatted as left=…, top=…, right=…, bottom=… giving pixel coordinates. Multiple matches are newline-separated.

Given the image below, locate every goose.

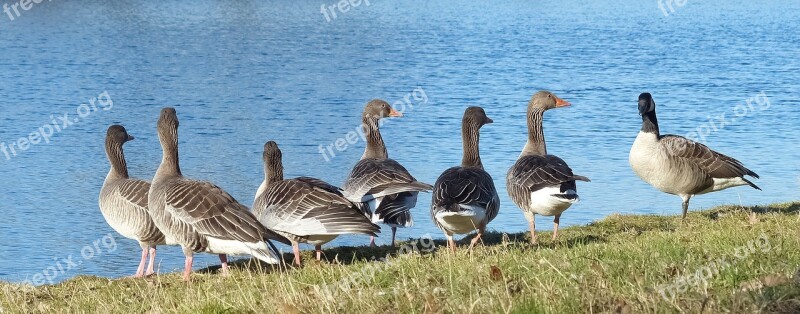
left=431, top=107, right=499, bottom=252
left=147, top=108, right=289, bottom=281
left=506, top=91, right=590, bottom=244
left=342, top=99, right=433, bottom=247
left=629, top=93, right=761, bottom=219
left=99, top=125, right=174, bottom=277
left=253, top=141, right=380, bottom=266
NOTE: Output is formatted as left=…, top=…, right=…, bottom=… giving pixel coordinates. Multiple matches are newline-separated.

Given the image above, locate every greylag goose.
left=342, top=99, right=433, bottom=247
left=99, top=125, right=173, bottom=277
left=629, top=93, right=761, bottom=219
left=253, top=141, right=380, bottom=266
left=506, top=91, right=590, bottom=244
left=148, top=108, right=289, bottom=281
left=431, top=107, right=499, bottom=252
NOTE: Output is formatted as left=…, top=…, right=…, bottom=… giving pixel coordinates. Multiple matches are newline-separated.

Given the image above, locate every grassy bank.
left=2, top=203, right=800, bottom=313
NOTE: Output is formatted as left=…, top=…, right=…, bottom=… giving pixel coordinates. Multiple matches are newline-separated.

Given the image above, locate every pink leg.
left=315, top=245, right=322, bottom=261
left=145, top=246, right=157, bottom=276
left=292, top=242, right=302, bottom=266
left=391, top=227, right=397, bottom=247
left=529, top=216, right=538, bottom=245
left=552, top=215, right=561, bottom=241
left=469, top=227, right=484, bottom=251
left=182, top=254, right=194, bottom=282
left=134, top=247, right=147, bottom=278
left=370, top=236, right=376, bottom=248
left=446, top=234, right=456, bottom=253
left=218, top=254, right=229, bottom=276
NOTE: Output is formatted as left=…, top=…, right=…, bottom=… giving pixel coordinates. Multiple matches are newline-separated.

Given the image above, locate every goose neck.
left=155, top=127, right=182, bottom=179
left=521, top=108, right=547, bottom=156
left=641, top=110, right=660, bottom=136
left=264, top=157, right=284, bottom=187
left=461, top=123, right=483, bottom=169
left=361, top=115, right=388, bottom=160
left=104, top=141, right=129, bottom=180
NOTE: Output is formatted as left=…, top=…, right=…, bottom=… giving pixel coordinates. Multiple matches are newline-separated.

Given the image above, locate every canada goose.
left=629, top=93, right=761, bottom=219
left=99, top=125, right=173, bottom=277
left=431, top=107, right=499, bottom=252
left=147, top=108, right=289, bottom=281
left=507, top=91, right=590, bottom=244
left=342, top=99, right=433, bottom=247
left=253, top=141, right=379, bottom=266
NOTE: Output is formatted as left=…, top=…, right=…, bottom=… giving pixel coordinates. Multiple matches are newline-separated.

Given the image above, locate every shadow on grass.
left=198, top=212, right=689, bottom=271
left=197, top=259, right=285, bottom=275
left=195, top=230, right=614, bottom=272
left=704, top=202, right=800, bottom=220
left=757, top=281, right=800, bottom=314
left=199, top=204, right=800, bottom=273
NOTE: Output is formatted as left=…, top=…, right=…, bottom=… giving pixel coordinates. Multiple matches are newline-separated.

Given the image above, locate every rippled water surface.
left=0, top=0, right=798, bottom=283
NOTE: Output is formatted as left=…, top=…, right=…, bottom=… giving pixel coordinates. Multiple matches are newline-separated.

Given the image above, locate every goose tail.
left=742, top=177, right=762, bottom=191
left=249, top=241, right=281, bottom=264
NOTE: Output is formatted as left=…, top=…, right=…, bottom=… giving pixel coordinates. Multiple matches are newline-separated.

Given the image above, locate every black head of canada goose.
left=506, top=91, right=590, bottom=244
left=629, top=93, right=760, bottom=219
left=253, top=140, right=379, bottom=266
left=342, top=99, right=433, bottom=247
left=148, top=108, right=289, bottom=281
left=99, top=125, right=168, bottom=278
left=431, top=106, right=500, bottom=252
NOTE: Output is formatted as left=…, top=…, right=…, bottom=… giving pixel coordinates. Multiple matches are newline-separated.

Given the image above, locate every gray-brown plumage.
left=99, top=125, right=170, bottom=278
left=630, top=93, right=760, bottom=219
left=506, top=91, right=590, bottom=244
left=147, top=108, right=288, bottom=281
left=431, top=107, right=499, bottom=252
left=253, top=141, right=379, bottom=266
left=342, top=99, right=433, bottom=247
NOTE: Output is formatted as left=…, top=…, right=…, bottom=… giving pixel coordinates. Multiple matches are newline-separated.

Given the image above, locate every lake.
left=0, top=0, right=798, bottom=284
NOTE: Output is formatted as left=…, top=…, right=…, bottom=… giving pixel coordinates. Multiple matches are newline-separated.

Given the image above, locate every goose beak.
left=485, top=117, right=494, bottom=124
left=555, top=97, right=571, bottom=108
left=389, top=108, right=403, bottom=117
left=127, top=135, right=135, bottom=141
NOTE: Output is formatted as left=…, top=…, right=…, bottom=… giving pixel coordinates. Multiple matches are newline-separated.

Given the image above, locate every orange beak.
left=555, top=97, right=571, bottom=108
left=389, top=108, right=403, bottom=117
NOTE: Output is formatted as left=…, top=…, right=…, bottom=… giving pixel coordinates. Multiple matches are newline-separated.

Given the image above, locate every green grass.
left=3, top=203, right=800, bottom=313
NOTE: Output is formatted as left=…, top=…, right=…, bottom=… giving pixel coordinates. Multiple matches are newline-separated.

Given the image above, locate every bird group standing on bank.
left=98, top=91, right=761, bottom=281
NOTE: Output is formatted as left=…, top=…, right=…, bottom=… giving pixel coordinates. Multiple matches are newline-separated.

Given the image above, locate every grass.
left=2, top=203, right=800, bottom=313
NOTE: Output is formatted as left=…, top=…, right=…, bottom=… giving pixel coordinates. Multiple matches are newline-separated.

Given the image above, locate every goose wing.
left=660, top=135, right=759, bottom=179
left=110, top=179, right=166, bottom=244
left=164, top=180, right=290, bottom=245
left=506, top=155, right=590, bottom=211
left=343, top=158, right=433, bottom=202
left=432, top=167, right=500, bottom=222
left=117, top=179, right=150, bottom=209
left=257, top=178, right=379, bottom=237
left=294, top=177, right=344, bottom=196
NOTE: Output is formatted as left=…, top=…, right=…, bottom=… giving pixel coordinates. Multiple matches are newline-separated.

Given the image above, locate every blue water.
left=0, top=0, right=798, bottom=283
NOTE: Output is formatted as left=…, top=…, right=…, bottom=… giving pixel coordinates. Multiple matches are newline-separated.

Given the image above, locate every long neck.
left=461, top=123, right=483, bottom=169
left=105, top=140, right=129, bottom=180
left=155, top=128, right=181, bottom=179
left=521, top=108, right=547, bottom=156
left=264, top=157, right=284, bottom=187
left=641, top=110, right=660, bottom=136
left=361, top=116, right=388, bottom=160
